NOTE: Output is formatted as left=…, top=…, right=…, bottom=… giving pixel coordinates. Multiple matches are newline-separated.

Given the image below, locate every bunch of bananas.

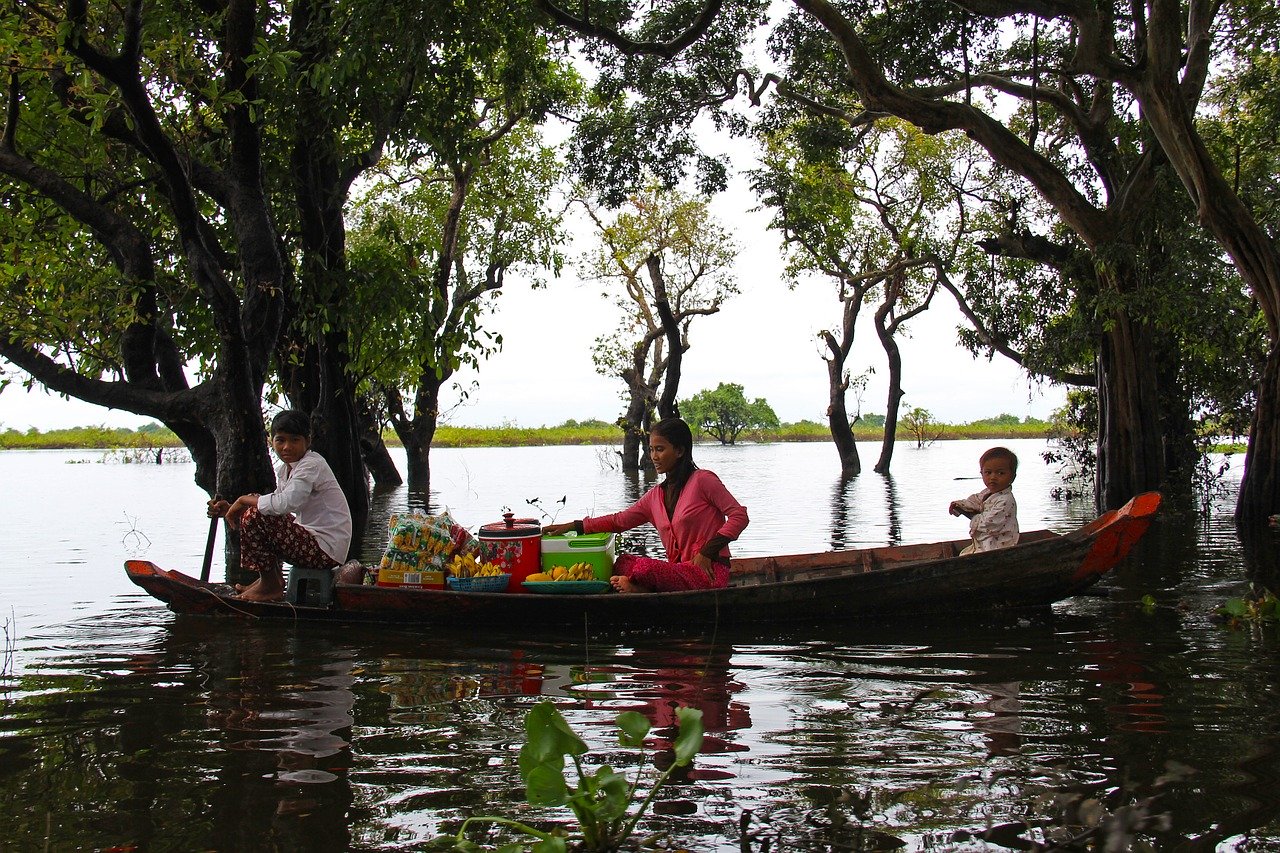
left=525, top=562, right=597, bottom=582
left=448, top=553, right=505, bottom=578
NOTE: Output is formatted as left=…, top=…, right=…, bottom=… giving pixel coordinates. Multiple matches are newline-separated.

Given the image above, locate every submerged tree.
left=346, top=119, right=570, bottom=493
left=753, top=118, right=978, bottom=476
left=1, top=0, right=577, bottom=563
left=579, top=187, right=738, bottom=471
left=682, top=382, right=779, bottom=445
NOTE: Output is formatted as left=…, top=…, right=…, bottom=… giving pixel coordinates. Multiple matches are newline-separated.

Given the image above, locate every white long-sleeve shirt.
left=953, top=487, right=1019, bottom=552
left=257, top=451, right=352, bottom=562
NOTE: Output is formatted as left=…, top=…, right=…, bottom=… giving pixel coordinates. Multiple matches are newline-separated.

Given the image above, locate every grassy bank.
left=0, top=425, right=185, bottom=450
left=3, top=417, right=1053, bottom=450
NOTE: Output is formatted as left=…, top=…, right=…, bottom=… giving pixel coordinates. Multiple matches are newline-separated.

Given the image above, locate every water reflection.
left=881, top=474, right=904, bottom=546
left=829, top=476, right=857, bottom=551
left=7, top=446, right=1280, bottom=850
left=196, top=625, right=356, bottom=849
left=828, top=473, right=907, bottom=552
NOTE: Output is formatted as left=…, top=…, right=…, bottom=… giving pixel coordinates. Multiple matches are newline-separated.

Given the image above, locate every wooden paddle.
left=200, top=495, right=221, bottom=583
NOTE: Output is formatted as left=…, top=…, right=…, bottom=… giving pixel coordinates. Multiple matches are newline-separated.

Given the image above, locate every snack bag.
left=382, top=510, right=480, bottom=573
left=436, top=510, right=480, bottom=562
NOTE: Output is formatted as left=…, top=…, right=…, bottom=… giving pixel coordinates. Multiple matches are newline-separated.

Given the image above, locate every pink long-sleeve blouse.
left=582, top=469, right=749, bottom=563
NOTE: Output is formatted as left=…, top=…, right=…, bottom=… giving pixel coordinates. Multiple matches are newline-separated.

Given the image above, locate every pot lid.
left=479, top=512, right=542, bottom=537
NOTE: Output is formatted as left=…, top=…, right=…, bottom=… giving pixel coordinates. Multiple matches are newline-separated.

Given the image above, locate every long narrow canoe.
left=125, top=492, right=1161, bottom=628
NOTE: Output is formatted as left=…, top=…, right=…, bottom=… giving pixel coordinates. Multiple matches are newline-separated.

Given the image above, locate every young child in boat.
left=948, top=445, right=1019, bottom=555
left=206, top=410, right=352, bottom=602
left=542, top=417, right=749, bottom=593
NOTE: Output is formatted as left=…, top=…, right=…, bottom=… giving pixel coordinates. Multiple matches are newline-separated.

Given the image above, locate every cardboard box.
left=376, top=567, right=445, bottom=589
left=540, top=532, right=616, bottom=580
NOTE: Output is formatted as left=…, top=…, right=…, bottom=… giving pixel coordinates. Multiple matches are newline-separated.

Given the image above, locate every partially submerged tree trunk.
left=387, top=377, right=443, bottom=495
left=873, top=379, right=904, bottom=475
left=1124, top=8, right=1280, bottom=526
left=279, top=330, right=370, bottom=558
left=0, top=3, right=290, bottom=581
left=1094, top=309, right=1167, bottom=511
left=649, top=254, right=684, bottom=421
left=820, top=310, right=861, bottom=478
left=357, top=396, right=403, bottom=489
left=618, top=338, right=661, bottom=473
left=873, top=270, right=932, bottom=474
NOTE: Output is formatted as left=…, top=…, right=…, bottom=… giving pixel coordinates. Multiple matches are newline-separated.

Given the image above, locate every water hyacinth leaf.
left=531, top=838, right=568, bottom=853
left=524, top=763, right=570, bottom=807
left=672, top=707, right=704, bottom=766
left=521, top=701, right=588, bottom=773
left=1219, top=598, right=1249, bottom=618
left=593, top=767, right=631, bottom=820
left=615, top=710, right=650, bottom=747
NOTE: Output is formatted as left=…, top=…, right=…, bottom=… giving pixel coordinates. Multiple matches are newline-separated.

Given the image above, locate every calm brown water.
left=2, top=440, right=1279, bottom=851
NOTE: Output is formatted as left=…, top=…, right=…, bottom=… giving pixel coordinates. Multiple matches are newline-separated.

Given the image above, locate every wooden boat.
left=125, top=492, right=1162, bottom=628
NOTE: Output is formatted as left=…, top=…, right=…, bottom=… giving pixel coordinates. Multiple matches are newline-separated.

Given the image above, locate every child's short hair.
left=980, top=445, right=1018, bottom=473
left=270, top=409, right=311, bottom=438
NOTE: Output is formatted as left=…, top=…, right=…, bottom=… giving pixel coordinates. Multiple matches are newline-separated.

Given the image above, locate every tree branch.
left=0, top=332, right=201, bottom=420
left=933, top=267, right=1094, bottom=386
left=533, top=0, right=724, bottom=59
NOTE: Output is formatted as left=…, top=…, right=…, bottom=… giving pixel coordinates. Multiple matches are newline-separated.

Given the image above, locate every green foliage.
left=0, top=425, right=181, bottom=450
left=450, top=700, right=704, bottom=852
left=346, top=121, right=570, bottom=392
left=1042, top=390, right=1098, bottom=501
left=900, top=407, right=941, bottom=448
left=681, top=383, right=779, bottom=445
left=558, top=1, right=771, bottom=206
left=1217, top=586, right=1280, bottom=628
left=582, top=185, right=739, bottom=384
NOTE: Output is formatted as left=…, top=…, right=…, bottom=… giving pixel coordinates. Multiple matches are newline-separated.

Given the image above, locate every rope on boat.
left=196, top=585, right=300, bottom=620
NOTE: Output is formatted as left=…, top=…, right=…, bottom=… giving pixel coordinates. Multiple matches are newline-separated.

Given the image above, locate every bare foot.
left=234, top=575, right=284, bottom=601
left=237, top=584, right=284, bottom=602
left=609, top=575, right=650, bottom=594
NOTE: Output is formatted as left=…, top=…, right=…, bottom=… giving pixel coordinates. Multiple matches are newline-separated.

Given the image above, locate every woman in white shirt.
left=207, top=410, right=352, bottom=601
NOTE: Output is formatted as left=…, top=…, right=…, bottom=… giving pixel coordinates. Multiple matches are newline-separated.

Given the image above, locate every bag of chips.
left=381, top=510, right=478, bottom=572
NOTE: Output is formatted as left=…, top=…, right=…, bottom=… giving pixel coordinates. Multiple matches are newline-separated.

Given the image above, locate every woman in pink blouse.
left=543, top=417, right=749, bottom=593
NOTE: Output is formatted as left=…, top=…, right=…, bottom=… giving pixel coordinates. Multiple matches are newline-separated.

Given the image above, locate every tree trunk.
left=619, top=375, right=654, bottom=473
left=389, top=377, right=443, bottom=495
left=277, top=327, right=369, bottom=558
left=357, top=396, right=403, bottom=489
left=874, top=307, right=905, bottom=474
left=1095, top=310, right=1167, bottom=511
left=822, top=335, right=860, bottom=477
left=402, top=433, right=432, bottom=495
left=618, top=334, right=660, bottom=472
left=1239, top=349, right=1280, bottom=526
left=649, top=254, right=684, bottom=420
left=1130, top=12, right=1280, bottom=525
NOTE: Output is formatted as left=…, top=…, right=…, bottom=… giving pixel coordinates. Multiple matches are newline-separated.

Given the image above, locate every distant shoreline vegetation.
left=0, top=415, right=1056, bottom=450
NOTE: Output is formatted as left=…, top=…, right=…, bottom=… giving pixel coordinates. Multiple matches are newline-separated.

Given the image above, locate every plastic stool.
left=286, top=565, right=335, bottom=606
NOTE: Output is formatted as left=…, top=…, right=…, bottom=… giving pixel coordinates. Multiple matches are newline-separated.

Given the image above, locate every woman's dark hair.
left=270, top=409, right=311, bottom=438
left=652, top=416, right=698, bottom=493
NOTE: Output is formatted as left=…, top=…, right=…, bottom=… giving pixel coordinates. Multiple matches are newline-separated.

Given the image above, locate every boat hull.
left=125, top=492, right=1161, bottom=628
